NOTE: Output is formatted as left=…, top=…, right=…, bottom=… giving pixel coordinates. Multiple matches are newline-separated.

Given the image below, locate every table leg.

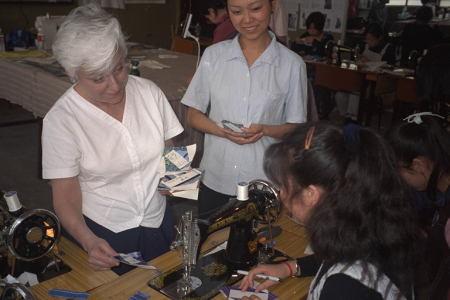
left=356, top=82, right=367, bottom=125
left=365, top=81, right=376, bottom=127
left=38, top=117, right=43, bottom=180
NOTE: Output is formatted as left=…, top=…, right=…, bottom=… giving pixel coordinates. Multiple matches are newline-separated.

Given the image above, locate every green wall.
left=0, top=0, right=179, bottom=49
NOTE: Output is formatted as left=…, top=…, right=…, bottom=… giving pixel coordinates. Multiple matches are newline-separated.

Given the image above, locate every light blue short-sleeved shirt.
left=181, top=32, right=307, bottom=195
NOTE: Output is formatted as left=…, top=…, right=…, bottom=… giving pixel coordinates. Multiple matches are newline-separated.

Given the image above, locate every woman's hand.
left=219, top=124, right=264, bottom=145
left=239, top=263, right=291, bottom=293
left=359, top=55, right=370, bottom=63
left=295, top=37, right=304, bottom=44
left=84, top=236, right=120, bottom=271
left=304, top=36, right=315, bottom=44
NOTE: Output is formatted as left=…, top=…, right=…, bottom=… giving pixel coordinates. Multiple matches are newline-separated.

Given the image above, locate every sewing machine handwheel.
left=0, top=283, right=36, bottom=300
left=248, top=180, right=281, bottom=224
left=7, top=209, right=61, bottom=261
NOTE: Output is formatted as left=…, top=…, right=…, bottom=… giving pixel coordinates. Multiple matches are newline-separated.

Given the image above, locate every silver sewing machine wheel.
left=7, top=209, right=60, bottom=261
left=0, top=283, right=36, bottom=300
left=248, top=180, right=281, bottom=224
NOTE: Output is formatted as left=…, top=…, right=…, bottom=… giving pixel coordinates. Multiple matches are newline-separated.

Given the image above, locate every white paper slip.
left=172, top=188, right=199, bottom=200
left=140, top=60, right=171, bottom=69
left=229, top=289, right=269, bottom=300
left=163, top=168, right=202, bottom=188
left=165, top=150, right=189, bottom=169
left=158, top=54, right=179, bottom=58
left=108, top=252, right=156, bottom=270
left=157, top=144, right=197, bottom=175
left=304, top=242, right=314, bottom=255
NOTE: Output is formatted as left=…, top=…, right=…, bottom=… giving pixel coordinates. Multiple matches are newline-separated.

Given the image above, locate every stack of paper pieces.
left=157, top=144, right=201, bottom=200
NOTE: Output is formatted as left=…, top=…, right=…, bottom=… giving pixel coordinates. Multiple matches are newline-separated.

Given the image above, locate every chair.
left=427, top=256, right=450, bottom=300
left=422, top=202, right=450, bottom=300
left=307, top=79, right=319, bottom=122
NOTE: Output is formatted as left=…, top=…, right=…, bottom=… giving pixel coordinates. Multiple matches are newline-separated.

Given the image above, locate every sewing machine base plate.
left=148, top=243, right=286, bottom=300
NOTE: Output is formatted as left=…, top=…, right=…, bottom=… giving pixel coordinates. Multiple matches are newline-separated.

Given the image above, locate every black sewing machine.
left=0, top=191, right=64, bottom=300
left=148, top=180, right=284, bottom=300
left=325, top=40, right=358, bottom=67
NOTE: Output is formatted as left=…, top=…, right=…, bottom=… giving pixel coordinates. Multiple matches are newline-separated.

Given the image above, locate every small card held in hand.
left=217, top=120, right=251, bottom=135
left=107, top=251, right=156, bottom=269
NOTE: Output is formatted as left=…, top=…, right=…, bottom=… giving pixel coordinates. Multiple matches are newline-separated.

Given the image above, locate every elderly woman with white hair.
left=42, top=4, right=184, bottom=275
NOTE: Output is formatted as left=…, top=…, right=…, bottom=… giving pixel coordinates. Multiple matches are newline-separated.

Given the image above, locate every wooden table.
left=390, top=75, right=419, bottom=123
left=86, top=213, right=312, bottom=299
left=12, top=209, right=312, bottom=299
left=26, top=237, right=118, bottom=299
left=311, top=62, right=397, bottom=126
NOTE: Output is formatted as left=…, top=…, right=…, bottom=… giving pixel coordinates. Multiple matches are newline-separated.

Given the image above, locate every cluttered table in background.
left=306, top=60, right=406, bottom=127
left=0, top=45, right=204, bottom=156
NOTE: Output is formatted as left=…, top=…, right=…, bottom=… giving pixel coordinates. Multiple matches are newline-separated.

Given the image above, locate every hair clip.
left=70, top=78, right=77, bottom=84
left=403, top=112, right=444, bottom=124
left=305, top=126, right=315, bottom=150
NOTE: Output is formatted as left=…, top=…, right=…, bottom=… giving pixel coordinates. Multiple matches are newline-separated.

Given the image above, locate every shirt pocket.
left=252, top=89, right=287, bottom=124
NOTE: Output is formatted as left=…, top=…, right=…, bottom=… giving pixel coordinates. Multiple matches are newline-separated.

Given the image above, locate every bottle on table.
left=0, top=28, right=5, bottom=53
left=37, top=26, right=46, bottom=53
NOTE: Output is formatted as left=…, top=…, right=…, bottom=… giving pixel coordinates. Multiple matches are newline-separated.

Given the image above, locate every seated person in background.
left=335, top=22, right=395, bottom=123
left=401, top=6, right=442, bottom=67
left=201, top=0, right=237, bottom=44
left=368, top=0, right=390, bottom=29
left=42, top=4, right=184, bottom=275
left=291, top=11, right=334, bottom=59
left=386, top=113, right=450, bottom=284
left=240, top=123, right=421, bottom=299
left=416, top=44, right=450, bottom=115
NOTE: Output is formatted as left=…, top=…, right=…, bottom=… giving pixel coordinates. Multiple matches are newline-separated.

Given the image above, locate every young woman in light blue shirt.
left=181, top=0, right=308, bottom=218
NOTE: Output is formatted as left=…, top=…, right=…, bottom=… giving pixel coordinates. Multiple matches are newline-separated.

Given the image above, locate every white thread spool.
left=5, top=191, right=22, bottom=212
left=236, top=182, right=249, bottom=201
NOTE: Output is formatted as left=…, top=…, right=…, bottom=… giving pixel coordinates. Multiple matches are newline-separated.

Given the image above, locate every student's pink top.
left=213, top=14, right=237, bottom=44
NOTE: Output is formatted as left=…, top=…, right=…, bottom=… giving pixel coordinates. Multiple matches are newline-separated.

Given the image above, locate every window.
left=387, top=0, right=450, bottom=6
left=387, top=0, right=422, bottom=6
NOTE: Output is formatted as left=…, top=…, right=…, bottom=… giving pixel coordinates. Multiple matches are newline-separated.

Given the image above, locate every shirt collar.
left=226, top=31, right=280, bottom=68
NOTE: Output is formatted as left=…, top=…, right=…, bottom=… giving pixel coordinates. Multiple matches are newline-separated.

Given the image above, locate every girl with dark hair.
left=386, top=113, right=450, bottom=288
left=200, top=0, right=237, bottom=44
left=358, top=22, right=395, bottom=65
left=291, top=11, right=334, bottom=58
left=335, top=22, right=395, bottom=123
left=385, top=113, right=450, bottom=230
left=240, top=123, right=421, bottom=299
